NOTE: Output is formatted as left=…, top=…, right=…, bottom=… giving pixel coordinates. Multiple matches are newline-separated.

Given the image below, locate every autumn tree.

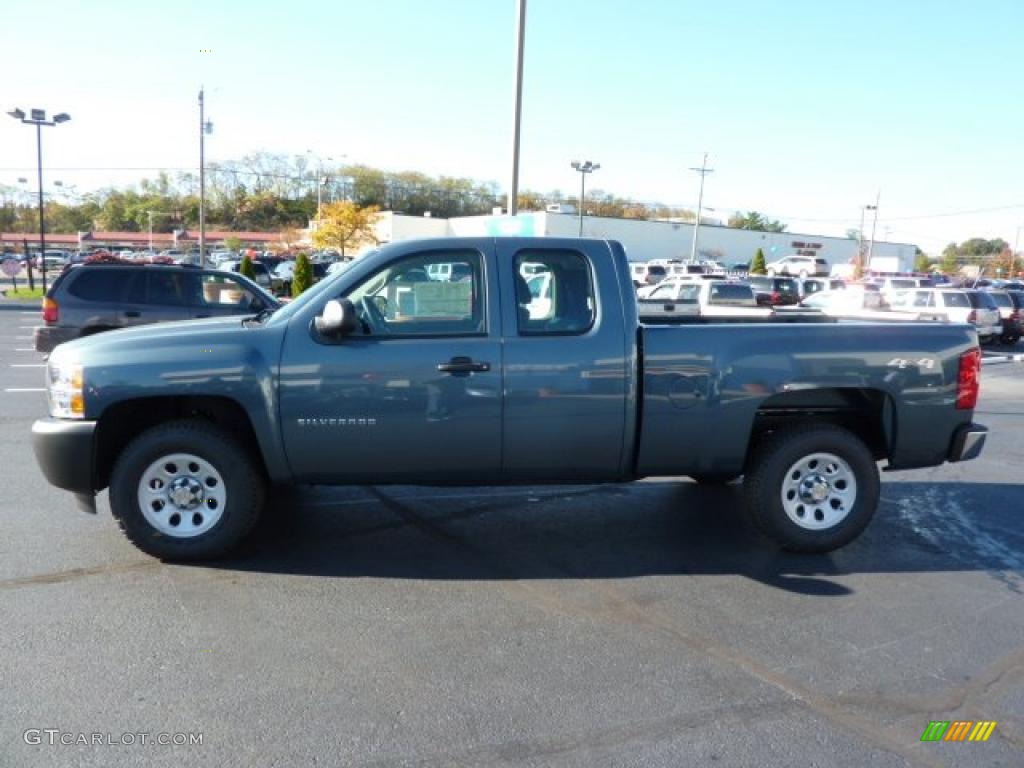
left=312, top=201, right=381, bottom=259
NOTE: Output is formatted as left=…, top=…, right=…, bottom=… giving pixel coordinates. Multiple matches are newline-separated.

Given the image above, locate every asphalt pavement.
left=0, top=318, right=1021, bottom=767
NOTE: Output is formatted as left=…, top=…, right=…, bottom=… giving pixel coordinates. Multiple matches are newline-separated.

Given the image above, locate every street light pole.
left=198, top=88, right=207, bottom=269
left=7, top=107, right=71, bottom=293
left=866, top=191, right=880, bottom=268
left=1012, top=225, right=1022, bottom=280
left=689, top=153, right=714, bottom=262
left=508, top=0, right=527, bottom=216
left=570, top=160, right=599, bottom=237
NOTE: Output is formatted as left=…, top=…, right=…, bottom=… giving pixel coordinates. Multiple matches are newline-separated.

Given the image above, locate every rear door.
left=119, top=270, right=193, bottom=327
left=496, top=241, right=629, bottom=482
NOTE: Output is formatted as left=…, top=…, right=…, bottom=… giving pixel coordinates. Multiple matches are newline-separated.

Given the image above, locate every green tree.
left=223, top=236, right=242, bottom=253
left=728, top=211, right=787, bottom=233
left=913, top=249, right=931, bottom=273
left=292, top=252, right=313, bottom=296
left=312, top=201, right=381, bottom=259
left=750, top=248, right=767, bottom=275
left=239, top=254, right=256, bottom=280
left=940, top=249, right=959, bottom=275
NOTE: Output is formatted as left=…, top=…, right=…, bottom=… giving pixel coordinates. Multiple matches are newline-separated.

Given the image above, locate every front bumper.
left=34, top=326, right=81, bottom=354
left=948, top=423, right=987, bottom=462
left=32, top=418, right=97, bottom=497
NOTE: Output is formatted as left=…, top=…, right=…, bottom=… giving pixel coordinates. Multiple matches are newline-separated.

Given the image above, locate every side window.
left=344, top=249, right=485, bottom=337
left=143, top=272, right=190, bottom=306
left=197, top=273, right=256, bottom=307
left=912, top=291, right=933, bottom=308
left=66, top=270, right=133, bottom=301
left=514, top=249, right=595, bottom=335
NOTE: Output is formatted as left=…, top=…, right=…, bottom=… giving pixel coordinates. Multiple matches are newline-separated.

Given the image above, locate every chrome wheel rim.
left=137, top=453, right=227, bottom=538
left=780, top=452, right=856, bottom=530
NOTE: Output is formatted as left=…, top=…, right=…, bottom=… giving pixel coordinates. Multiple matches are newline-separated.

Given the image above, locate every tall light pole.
left=1012, top=225, right=1022, bottom=279
left=570, top=160, right=599, bottom=237
left=866, top=191, right=880, bottom=269
left=147, top=210, right=176, bottom=253
left=689, top=153, right=713, bottom=262
left=508, top=0, right=527, bottom=216
left=7, top=107, right=71, bottom=292
left=198, top=88, right=213, bottom=268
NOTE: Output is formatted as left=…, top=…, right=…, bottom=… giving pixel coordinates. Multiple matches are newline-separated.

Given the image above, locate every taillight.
left=966, top=309, right=977, bottom=324
left=1010, top=309, right=1021, bottom=323
left=956, top=348, right=981, bottom=410
left=42, top=297, right=58, bottom=324
left=771, top=291, right=781, bottom=304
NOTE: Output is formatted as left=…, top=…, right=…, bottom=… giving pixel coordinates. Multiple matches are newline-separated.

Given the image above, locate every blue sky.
left=2, top=0, right=1023, bottom=253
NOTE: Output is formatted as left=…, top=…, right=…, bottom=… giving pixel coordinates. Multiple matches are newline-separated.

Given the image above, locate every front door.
left=279, top=245, right=503, bottom=484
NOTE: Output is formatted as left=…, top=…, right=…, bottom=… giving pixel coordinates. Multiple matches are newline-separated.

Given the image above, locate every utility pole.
left=866, top=191, right=880, bottom=269
left=198, top=88, right=213, bottom=268
left=508, top=0, right=526, bottom=216
left=689, top=153, right=713, bottom=262
left=1012, top=225, right=1022, bottom=280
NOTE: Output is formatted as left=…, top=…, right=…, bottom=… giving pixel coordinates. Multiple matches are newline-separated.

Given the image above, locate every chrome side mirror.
left=314, top=298, right=359, bottom=337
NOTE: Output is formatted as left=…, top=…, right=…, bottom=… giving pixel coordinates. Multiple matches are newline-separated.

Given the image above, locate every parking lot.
left=1, top=303, right=1022, bottom=767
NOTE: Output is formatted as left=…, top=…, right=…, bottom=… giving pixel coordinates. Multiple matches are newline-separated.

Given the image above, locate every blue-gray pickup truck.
left=32, top=237, right=987, bottom=560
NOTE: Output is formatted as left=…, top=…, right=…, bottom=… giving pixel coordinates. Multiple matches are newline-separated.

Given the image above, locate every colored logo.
left=920, top=721, right=997, bottom=742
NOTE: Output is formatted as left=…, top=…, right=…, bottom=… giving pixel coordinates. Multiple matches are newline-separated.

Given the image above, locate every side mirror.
left=315, top=298, right=359, bottom=337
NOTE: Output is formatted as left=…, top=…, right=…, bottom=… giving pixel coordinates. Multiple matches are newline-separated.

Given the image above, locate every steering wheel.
left=359, top=296, right=387, bottom=334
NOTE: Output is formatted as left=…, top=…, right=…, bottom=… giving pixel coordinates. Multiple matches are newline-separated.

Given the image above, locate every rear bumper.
left=32, top=418, right=96, bottom=495
left=34, top=326, right=81, bottom=354
left=948, top=423, right=987, bottom=462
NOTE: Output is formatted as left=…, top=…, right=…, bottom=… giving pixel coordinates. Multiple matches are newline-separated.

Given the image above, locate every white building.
left=367, top=210, right=917, bottom=273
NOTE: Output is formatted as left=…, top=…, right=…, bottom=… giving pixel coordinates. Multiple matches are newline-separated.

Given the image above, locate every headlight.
left=47, top=361, right=85, bottom=419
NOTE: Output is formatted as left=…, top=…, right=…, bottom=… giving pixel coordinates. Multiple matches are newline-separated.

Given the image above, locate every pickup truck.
left=32, top=237, right=987, bottom=561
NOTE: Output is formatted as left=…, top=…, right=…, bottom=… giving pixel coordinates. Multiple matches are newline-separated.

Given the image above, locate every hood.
left=52, top=316, right=255, bottom=361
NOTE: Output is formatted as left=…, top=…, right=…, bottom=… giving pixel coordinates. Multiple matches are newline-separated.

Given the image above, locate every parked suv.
left=746, top=275, right=801, bottom=306
left=889, top=288, right=1001, bottom=344
left=765, top=255, right=829, bottom=278
left=985, top=290, right=1023, bottom=344
left=35, top=263, right=280, bottom=354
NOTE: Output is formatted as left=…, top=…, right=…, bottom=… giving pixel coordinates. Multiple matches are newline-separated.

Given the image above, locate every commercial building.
left=369, top=210, right=916, bottom=274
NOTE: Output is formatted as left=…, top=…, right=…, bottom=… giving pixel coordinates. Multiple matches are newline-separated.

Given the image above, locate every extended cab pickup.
left=32, top=237, right=987, bottom=560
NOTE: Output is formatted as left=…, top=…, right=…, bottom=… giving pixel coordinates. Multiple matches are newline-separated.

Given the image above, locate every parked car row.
left=630, top=265, right=1022, bottom=345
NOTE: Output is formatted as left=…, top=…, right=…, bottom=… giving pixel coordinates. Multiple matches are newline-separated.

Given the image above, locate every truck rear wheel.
left=109, top=420, right=265, bottom=560
left=743, top=424, right=879, bottom=553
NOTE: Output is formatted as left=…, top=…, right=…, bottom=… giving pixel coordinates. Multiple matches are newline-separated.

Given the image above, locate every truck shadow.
left=211, top=481, right=1024, bottom=597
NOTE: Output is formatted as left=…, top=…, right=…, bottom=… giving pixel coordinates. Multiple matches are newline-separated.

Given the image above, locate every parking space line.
left=4, top=388, right=45, bottom=392
left=10, top=364, right=45, bottom=368
left=15, top=348, right=35, bottom=352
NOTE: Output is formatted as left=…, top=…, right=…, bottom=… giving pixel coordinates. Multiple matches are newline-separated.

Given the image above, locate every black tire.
left=109, top=419, right=265, bottom=561
left=742, top=424, right=879, bottom=553
left=689, top=473, right=740, bottom=485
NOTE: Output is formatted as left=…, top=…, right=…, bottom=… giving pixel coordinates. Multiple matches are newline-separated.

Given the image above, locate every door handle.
left=124, top=311, right=141, bottom=318
left=437, top=356, right=490, bottom=374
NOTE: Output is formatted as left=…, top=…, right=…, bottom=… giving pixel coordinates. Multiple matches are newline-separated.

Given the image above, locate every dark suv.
left=35, top=263, right=280, bottom=354
left=746, top=275, right=801, bottom=306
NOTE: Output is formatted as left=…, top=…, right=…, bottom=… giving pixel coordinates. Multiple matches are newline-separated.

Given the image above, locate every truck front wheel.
left=109, top=420, right=265, bottom=560
left=743, top=424, right=879, bottom=553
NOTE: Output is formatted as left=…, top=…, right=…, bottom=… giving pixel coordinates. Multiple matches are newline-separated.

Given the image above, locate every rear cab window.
left=514, top=249, right=595, bottom=335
